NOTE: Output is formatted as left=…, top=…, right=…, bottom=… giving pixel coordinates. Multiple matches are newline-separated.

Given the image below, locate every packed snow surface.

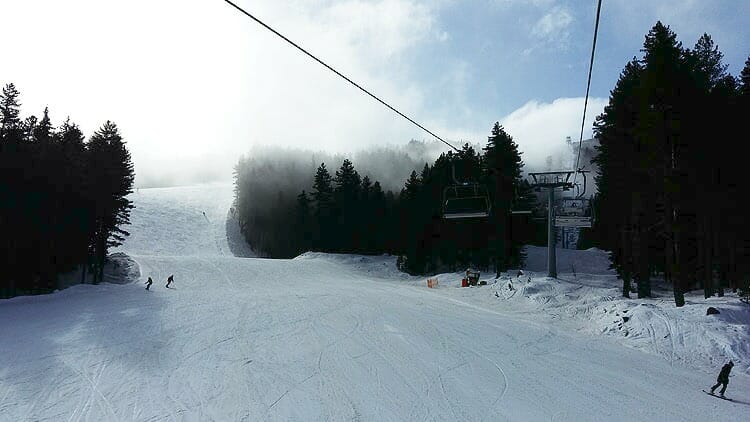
left=1, top=183, right=747, bottom=421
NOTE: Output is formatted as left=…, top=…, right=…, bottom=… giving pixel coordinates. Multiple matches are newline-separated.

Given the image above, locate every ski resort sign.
left=554, top=216, right=592, bottom=228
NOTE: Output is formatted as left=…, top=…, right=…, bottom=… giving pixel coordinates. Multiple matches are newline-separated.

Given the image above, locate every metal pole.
left=548, top=187, right=557, bottom=278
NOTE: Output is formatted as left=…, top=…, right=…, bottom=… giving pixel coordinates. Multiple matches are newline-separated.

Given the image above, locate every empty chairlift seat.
left=556, top=198, right=592, bottom=217
left=442, top=184, right=491, bottom=219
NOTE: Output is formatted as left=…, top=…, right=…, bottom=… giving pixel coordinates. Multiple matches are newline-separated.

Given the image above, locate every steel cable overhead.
left=222, top=0, right=461, bottom=152
left=572, top=0, right=603, bottom=188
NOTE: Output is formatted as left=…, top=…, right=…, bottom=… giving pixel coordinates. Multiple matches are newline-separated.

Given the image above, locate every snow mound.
left=523, top=245, right=614, bottom=275
left=295, top=252, right=408, bottom=280
left=589, top=299, right=750, bottom=374
left=471, top=268, right=749, bottom=376
left=56, top=252, right=141, bottom=290
left=409, top=245, right=749, bottom=376
left=102, top=252, right=141, bottom=284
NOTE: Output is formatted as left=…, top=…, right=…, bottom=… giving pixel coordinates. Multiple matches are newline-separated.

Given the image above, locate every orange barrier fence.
left=426, top=278, right=438, bottom=288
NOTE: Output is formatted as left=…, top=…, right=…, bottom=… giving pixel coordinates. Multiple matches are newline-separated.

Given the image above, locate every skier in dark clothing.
left=145, top=277, right=153, bottom=290
left=166, top=274, right=174, bottom=288
left=710, top=361, right=734, bottom=397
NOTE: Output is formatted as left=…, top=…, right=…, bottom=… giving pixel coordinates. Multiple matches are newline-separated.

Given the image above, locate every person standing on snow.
left=145, top=277, right=153, bottom=290
left=709, top=361, right=734, bottom=397
left=166, top=274, right=174, bottom=288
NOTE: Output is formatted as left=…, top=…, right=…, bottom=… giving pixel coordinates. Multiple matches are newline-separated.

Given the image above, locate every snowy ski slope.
left=0, top=183, right=747, bottom=421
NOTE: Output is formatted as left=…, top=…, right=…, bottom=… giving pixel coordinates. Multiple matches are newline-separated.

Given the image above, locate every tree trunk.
left=701, top=215, right=711, bottom=298
left=621, top=227, right=631, bottom=298
left=622, top=271, right=632, bottom=298
left=713, top=218, right=723, bottom=297
left=637, top=220, right=651, bottom=298
left=666, top=188, right=684, bottom=307
left=672, top=235, right=685, bottom=307
left=98, top=253, right=105, bottom=284
left=80, top=259, right=87, bottom=284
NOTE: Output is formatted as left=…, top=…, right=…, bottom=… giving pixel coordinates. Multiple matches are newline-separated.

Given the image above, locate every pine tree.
left=593, top=58, right=644, bottom=298
left=0, top=83, right=21, bottom=132
left=625, top=22, right=687, bottom=302
left=359, top=176, right=374, bottom=253
left=293, top=190, right=312, bottom=254
left=402, top=170, right=421, bottom=201
left=721, top=56, right=750, bottom=293
left=87, top=121, right=135, bottom=283
left=33, top=107, right=54, bottom=144
left=312, top=163, right=334, bottom=251
left=58, top=118, right=92, bottom=282
left=684, top=34, right=732, bottom=298
left=483, top=122, right=525, bottom=272
left=0, top=83, right=25, bottom=295
left=370, top=181, right=392, bottom=253
left=640, top=22, right=692, bottom=303
left=29, top=106, right=61, bottom=290
left=741, top=57, right=750, bottom=96
left=334, top=159, right=362, bottom=251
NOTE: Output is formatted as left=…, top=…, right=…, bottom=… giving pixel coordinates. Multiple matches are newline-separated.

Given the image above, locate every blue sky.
left=1, top=0, right=748, bottom=186
left=403, top=0, right=749, bottom=128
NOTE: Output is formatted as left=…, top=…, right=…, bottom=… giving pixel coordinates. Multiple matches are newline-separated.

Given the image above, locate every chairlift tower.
left=528, top=171, right=576, bottom=278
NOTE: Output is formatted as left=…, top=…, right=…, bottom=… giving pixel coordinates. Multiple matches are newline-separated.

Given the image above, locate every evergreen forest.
left=0, top=84, right=135, bottom=298
left=235, top=22, right=750, bottom=306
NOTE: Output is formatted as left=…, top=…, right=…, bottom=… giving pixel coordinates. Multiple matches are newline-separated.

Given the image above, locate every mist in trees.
left=234, top=125, right=540, bottom=275
left=0, top=83, right=135, bottom=297
left=591, top=22, right=749, bottom=306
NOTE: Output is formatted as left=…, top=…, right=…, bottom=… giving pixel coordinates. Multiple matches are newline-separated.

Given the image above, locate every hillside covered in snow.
left=0, top=183, right=747, bottom=421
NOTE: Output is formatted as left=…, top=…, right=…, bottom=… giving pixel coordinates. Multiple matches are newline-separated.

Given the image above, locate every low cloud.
left=499, top=97, right=606, bottom=173
left=0, top=0, right=455, bottom=189
left=135, top=96, right=607, bottom=188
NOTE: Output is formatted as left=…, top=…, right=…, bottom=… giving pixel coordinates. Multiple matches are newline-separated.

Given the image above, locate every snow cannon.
left=465, top=269, right=480, bottom=286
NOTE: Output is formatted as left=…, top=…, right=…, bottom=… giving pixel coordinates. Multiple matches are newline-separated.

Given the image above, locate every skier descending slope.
left=145, top=277, right=153, bottom=290
left=166, top=274, right=174, bottom=288
left=709, top=361, right=734, bottom=397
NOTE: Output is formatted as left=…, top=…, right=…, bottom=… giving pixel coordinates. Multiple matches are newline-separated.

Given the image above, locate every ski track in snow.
left=0, top=183, right=748, bottom=421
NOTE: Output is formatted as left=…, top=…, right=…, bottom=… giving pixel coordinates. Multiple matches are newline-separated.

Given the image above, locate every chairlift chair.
left=443, top=183, right=491, bottom=219
left=441, top=157, right=491, bottom=220
left=556, top=197, right=591, bottom=217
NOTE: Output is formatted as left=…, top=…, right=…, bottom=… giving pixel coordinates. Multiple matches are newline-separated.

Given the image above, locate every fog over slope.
left=235, top=140, right=472, bottom=194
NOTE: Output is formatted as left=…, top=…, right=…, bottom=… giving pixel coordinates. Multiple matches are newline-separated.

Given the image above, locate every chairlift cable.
left=222, top=0, right=461, bottom=153
left=572, top=0, right=603, bottom=188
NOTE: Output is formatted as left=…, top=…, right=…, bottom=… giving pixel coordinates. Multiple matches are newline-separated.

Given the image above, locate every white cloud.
left=321, top=0, right=438, bottom=61
left=499, top=97, right=607, bottom=172
left=492, top=1, right=574, bottom=56
left=0, top=0, right=462, bottom=187
left=492, top=0, right=557, bottom=8
left=531, top=6, right=574, bottom=46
